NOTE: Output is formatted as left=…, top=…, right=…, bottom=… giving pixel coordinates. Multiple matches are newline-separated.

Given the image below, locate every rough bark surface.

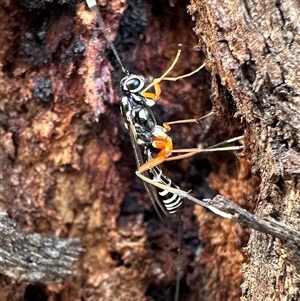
left=189, top=0, right=300, bottom=300
left=0, top=211, right=82, bottom=283
left=0, top=0, right=287, bottom=301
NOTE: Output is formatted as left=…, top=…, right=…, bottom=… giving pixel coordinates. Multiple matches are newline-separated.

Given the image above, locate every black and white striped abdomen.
left=150, top=165, right=183, bottom=214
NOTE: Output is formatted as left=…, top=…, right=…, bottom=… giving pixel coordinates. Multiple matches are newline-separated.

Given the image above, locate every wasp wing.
left=126, top=122, right=169, bottom=218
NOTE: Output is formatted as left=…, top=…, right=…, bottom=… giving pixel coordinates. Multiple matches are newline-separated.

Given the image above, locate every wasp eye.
left=121, top=75, right=145, bottom=93
left=121, top=75, right=145, bottom=92
left=126, top=78, right=141, bottom=90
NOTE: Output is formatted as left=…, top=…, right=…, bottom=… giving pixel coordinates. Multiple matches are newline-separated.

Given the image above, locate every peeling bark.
left=189, top=0, right=300, bottom=300
left=0, top=212, right=82, bottom=283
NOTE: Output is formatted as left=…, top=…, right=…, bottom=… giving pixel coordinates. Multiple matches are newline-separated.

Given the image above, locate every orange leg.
left=138, top=112, right=217, bottom=172
left=165, top=145, right=244, bottom=162
left=141, top=49, right=182, bottom=96
left=141, top=83, right=161, bottom=102
left=165, top=135, right=244, bottom=161
left=162, top=111, right=215, bottom=132
left=141, top=47, right=205, bottom=98
left=164, top=111, right=215, bottom=127
left=138, top=136, right=173, bottom=173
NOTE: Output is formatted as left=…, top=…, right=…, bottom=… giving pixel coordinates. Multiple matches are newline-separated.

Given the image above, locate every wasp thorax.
left=121, top=74, right=146, bottom=93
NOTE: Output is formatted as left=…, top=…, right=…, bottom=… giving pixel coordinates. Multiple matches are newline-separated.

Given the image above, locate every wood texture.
left=189, top=0, right=300, bottom=300
left=2, top=0, right=297, bottom=300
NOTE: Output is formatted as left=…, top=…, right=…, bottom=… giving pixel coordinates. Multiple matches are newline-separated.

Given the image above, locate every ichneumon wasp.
left=85, top=2, right=245, bottom=301
left=86, top=0, right=244, bottom=217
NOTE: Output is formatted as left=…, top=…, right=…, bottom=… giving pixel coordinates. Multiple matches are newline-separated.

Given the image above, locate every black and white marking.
left=144, top=148, right=183, bottom=214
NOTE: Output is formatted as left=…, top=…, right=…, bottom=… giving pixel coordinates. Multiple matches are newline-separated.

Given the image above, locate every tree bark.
left=1, top=0, right=298, bottom=300
left=189, top=0, right=300, bottom=300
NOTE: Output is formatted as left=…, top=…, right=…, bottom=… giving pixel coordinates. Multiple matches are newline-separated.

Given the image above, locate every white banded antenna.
left=86, top=0, right=97, bottom=7
left=86, top=0, right=128, bottom=74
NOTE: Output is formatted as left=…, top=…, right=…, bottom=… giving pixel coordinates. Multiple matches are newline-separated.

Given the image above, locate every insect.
left=86, top=3, right=244, bottom=301
left=144, top=146, right=183, bottom=214
left=119, top=70, right=185, bottom=216
left=86, top=1, right=243, bottom=217
left=119, top=61, right=243, bottom=216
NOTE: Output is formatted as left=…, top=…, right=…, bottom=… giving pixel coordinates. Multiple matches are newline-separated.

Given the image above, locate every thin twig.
left=136, top=171, right=300, bottom=246
left=204, top=195, right=300, bottom=245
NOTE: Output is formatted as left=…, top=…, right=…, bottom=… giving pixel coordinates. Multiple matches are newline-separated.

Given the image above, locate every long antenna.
left=86, top=0, right=128, bottom=74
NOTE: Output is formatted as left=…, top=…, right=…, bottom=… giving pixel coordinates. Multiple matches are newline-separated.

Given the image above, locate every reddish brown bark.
left=189, top=0, right=300, bottom=300
left=0, top=0, right=286, bottom=300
